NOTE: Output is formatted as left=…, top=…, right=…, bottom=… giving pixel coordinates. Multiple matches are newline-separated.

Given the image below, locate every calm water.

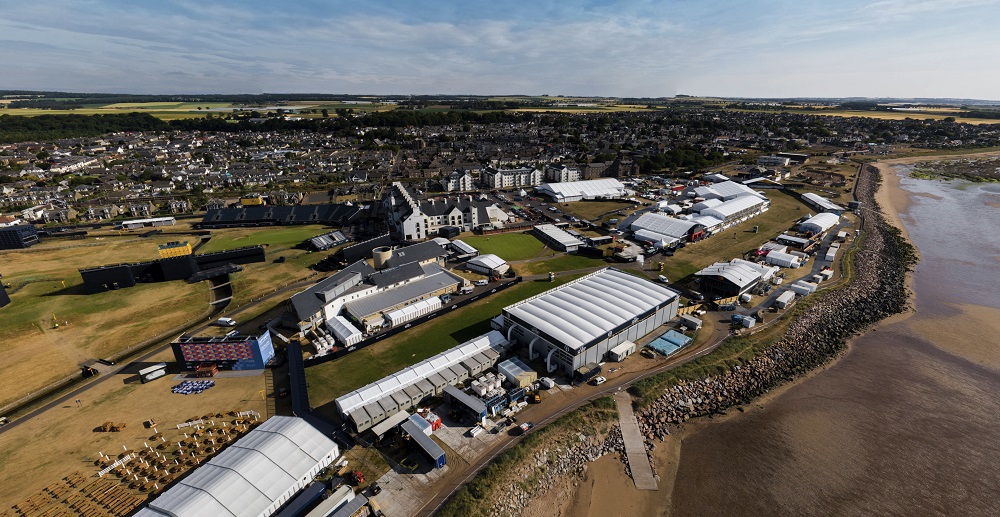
left=670, top=170, right=1000, bottom=517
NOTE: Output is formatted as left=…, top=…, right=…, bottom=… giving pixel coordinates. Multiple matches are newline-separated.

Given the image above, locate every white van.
left=216, top=317, right=236, bottom=327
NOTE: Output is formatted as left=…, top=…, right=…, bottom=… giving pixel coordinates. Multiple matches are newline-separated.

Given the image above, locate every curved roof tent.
left=503, top=268, right=679, bottom=352
left=799, top=212, right=840, bottom=234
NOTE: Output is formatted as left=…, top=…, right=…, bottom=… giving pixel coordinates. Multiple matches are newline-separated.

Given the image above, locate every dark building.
left=0, top=224, right=40, bottom=250
left=199, top=204, right=363, bottom=229
left=336, top=233, right=392, bottom=263
left=0, top=281, right=10, bottom=308
left=79, top=246, right=266, bottom=294
left=172, top=332, right=275, bottom=371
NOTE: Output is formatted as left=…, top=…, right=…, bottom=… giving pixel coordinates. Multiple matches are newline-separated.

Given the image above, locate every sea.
left=669, top=166, right=1000, bottom=516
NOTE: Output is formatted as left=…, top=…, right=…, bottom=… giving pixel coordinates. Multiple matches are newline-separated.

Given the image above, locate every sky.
left=2, top=0, right=999, bottom=99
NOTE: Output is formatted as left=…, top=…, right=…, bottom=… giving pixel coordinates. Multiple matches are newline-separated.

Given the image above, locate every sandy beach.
left=555, top=153, right=1000, bottom=516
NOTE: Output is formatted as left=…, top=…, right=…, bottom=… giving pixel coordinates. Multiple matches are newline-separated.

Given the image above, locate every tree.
left=321, top=109, right=329, bottom=118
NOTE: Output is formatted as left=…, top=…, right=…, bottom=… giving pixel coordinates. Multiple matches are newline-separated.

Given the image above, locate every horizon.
left=4, top=1, right=1000, bottom=99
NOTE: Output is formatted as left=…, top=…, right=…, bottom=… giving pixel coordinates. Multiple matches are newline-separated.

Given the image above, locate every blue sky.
left=2, top=0, right=999, bottom=98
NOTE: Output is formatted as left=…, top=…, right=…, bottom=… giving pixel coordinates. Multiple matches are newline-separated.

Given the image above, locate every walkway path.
left=613, top=391, right=658, bottom=490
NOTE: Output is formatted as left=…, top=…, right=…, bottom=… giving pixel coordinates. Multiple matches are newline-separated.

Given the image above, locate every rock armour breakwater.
left=636, top=164, right=916, bottom=441
left=443, top=165, right=916, bottom=517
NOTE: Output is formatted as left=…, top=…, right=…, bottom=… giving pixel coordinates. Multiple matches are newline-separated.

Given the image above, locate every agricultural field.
left=0, top=102, right=234, bottom=120
left=726, top=107, right=1000, bottom=125
left=0, top=344, right=268, bottom=507
left=307, top=275, right=584, bottom=415
left=664, top=189, right=811, bottom=280
left=461, top=232, right=546, bottom=261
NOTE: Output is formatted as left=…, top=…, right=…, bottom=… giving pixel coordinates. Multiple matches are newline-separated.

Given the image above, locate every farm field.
left=461, top=232, right=546, bottom=261
left=307, top=276, right=583, bottom=415
left=0, top=344, right=267, bottom=507
left=727, top=107, right=1000, bottom=125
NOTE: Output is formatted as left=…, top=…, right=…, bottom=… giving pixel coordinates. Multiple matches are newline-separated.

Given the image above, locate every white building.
left=466, top=254, right=510, bottom=277
left=699, top=196, right=769, bottom=227
left=383, top=182, right=510, bottom=240
left=535, top=178, right=627, bottom=202
left=481, top=166, right=542, bottom=189
left=499, top=268, right=680, bottom=374
left=799, top=212, right=840, bottom=234
left=134, top=416, right=339, bottom=517
left=532, top=224, right=585, bottom=252
left=336, top=331, right=509, bottom=431
left=441, top=170, right=475, bottom=192
left=693, top=180, right=767, bottom=202
left=801, top=192, right=845, bottom=214
left=757, top=155, right=792, bottom=167
left=543, top=164, right=582, bottom=183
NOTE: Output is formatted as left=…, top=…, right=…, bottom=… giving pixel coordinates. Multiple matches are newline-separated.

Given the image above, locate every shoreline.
left=555, top=158, right=924, bottom=517
left=449, top=150, right=995, bottom=517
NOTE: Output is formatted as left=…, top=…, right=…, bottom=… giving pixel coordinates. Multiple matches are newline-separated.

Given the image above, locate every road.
left=414, top=315, right=734, bottom=516
left=0, top=272, right=321, bottom=435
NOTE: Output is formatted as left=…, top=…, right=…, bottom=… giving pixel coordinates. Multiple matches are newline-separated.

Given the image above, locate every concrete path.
left=613, top=391, right=658, bottom=490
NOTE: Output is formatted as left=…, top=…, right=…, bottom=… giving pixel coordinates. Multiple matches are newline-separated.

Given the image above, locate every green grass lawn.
left=665, top=190, right=810, bottom=280
left=559, top=200, right=634, bottom=221
left=517, top=254, right=610, bottom=276
left=461, top=233, right=545, bottom=261
left=306, top=275, right=583, bottom=407
left=198, top=225, right=329, bottom=253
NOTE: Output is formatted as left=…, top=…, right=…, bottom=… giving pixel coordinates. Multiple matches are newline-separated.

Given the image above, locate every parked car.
left=592, top=376, right=607, bottom=386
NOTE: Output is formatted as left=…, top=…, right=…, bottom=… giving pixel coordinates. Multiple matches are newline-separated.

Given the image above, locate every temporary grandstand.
left=134, top=416, right=340, bottom=517
left=448, top=239, right=478, bottom=257
left=499, top=268, right=680, bottom=375
left=199, top=204, right=362, bottom=228
left=535, top=178, right=627, bottom=202
left=335, top=330, right=509, bottom=432
left=120, top=217, right=176, bottom=230
left=306, top=230, right=349, bottom=251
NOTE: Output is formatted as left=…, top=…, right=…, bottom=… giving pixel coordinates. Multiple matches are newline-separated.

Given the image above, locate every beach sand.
left=551, top=155, right=1000, bottom=516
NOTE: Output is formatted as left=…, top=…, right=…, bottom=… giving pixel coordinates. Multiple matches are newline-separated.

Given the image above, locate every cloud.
left=0, top=1, right=998, bottom=98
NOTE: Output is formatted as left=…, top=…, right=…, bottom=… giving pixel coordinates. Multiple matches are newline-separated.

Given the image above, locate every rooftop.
left=503, top=268, right=678, bottom=351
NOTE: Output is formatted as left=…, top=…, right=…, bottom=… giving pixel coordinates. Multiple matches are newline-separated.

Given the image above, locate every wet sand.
left=668, top=159, right=1000, bottom=516
left=558, top=156, right=1000, bottom=516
